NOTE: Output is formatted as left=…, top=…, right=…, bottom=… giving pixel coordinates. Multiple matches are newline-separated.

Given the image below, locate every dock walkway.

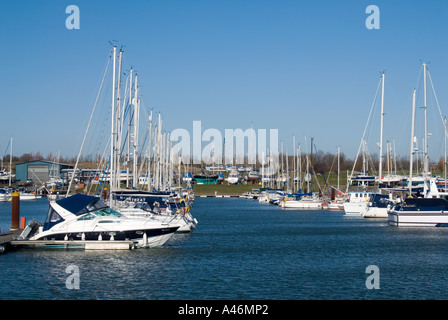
left=0, top=229, right=22, bottom=253
left=1, top=229, right=135, bottom=252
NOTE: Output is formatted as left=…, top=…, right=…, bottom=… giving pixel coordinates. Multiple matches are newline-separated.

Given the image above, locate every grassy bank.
left=192, top=183, right=258, bottom=196
left=191, top=171, right=350, bottom=196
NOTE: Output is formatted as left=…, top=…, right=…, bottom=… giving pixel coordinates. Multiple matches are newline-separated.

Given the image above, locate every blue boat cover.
left=56, top=193, right=107, bottom=216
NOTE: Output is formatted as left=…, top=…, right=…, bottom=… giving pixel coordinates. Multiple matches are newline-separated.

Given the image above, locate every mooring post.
left=10, top=191, right=20, bottom=231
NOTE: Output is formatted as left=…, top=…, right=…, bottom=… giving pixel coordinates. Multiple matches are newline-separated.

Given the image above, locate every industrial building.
left=15, top=160, right=74, bottom=185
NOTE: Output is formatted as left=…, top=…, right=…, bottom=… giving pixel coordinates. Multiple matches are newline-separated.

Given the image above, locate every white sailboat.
left=104, top=47, right=197, bottom=233
left=345, top=72, right=388, bottom=217
left=0, top=137, right=15, bottom=186
left=388, top=63, right=448, bottom=226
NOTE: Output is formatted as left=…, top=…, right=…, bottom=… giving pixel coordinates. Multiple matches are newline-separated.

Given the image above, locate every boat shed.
left=15, top=160, right=74, bottom=184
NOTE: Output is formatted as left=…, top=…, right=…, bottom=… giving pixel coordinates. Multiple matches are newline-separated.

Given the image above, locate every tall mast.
left=115, top=49, right=123, bottom=189
left=378, top=72, right=385, bottom=184
left=110, top=46, right=117, bottom=198
left=133, top=73, right=139, bottom=188
left=409, top=89, right=416, bottom=194
left=147, top=110, right=153, bottom=191
left=9, top=137, right=12, bottom=187
left=423, top=63, right=429, bottom=175
left=337, top=145, right=340, bottom=192
left=126, top=68, right=133, bottom=188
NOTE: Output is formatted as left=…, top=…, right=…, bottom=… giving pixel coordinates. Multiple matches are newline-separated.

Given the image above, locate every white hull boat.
left=361, top=194, right=390, bottom=218
left=388, top=196, right=448, bottom=227
left=22, top=194, right=180, bottom=248
left=343, top=192, right=372, bottom=215
left=110, top=189, right=198, bottom=233
left=281, top=196, right=323, bottom=209
left=0, top=188, right=11, bottom=202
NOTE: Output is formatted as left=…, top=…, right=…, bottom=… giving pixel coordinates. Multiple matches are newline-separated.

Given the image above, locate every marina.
left=2, top=1, right=448, bottom=304
left=3, top=196, right=448, bottom=300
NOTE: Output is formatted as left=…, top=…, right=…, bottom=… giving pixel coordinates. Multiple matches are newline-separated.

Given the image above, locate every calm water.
left=2, top=196, right=448, bottom=300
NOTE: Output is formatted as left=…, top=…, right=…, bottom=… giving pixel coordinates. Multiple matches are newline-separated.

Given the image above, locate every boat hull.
left=343, top=202, right=366, bottom=216
left=32, top=226, right=179, bottom=247
left=281, top=200, right=323, bottom=209
left=362, top=207, right=388, bottom=218
left=388, top=211, right=448, bottom=227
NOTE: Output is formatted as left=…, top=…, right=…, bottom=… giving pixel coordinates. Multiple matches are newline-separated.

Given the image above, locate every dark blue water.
left=2, top=196, right=448, bottom=300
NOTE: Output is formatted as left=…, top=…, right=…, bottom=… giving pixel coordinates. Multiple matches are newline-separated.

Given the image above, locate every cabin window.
left=48, top=208, right=62, bottom=223
left=43, top=207, right=64, bottom=231
left=77, top=213, right=96, bottom=221
left=95, top=208, right=121, bottom=217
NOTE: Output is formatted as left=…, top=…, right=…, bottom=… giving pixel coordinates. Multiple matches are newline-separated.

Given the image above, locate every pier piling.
left=10, top=191, right=20, bottom=231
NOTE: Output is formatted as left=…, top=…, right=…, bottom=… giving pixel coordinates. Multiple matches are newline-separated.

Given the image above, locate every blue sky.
left=1, top=0, right=448, bottom=163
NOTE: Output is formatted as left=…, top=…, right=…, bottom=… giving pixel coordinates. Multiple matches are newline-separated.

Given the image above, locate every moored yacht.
left=361, top=193, right=390, bottom=218
left=388, top=197, right=448, bottom=227
left=388, top=178, right=448, bottom=227
left=110, top=189, right=198, bottom=233
left=343, top=191, right=372, bottom=215
left=23, top=193, right=180, bottom=248
left=0, top=187, right=12, bottom=202
left=280, top=194, right=324, bottom=209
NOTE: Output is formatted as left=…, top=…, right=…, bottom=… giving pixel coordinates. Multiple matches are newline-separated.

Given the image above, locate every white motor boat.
left=281, top=195, right=324, bottom=209
left=388, top=178, right=448, bottom=227
left=388, top=197, right=448, bottom=227
left=361, top=193, right=390, bottom=218
left=24, top=193, right=180, bottom=248
left=343, top=191, right=372, bottom=215
left=110, top=189, right=198, bottom=233
left=17, top=188, right=42, bottom=201
left=0, top=188, right=12, bottom=202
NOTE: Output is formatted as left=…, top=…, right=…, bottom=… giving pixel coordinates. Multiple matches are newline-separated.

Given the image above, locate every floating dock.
left=1, top=230, right=137, bottom=253
left=1, top=231, right=136, bottom=252
left=0, top=230, right=22, bottom=253
left=9, top=239, right=135, bottom=250
left=198, top=195, right=245, bottom=198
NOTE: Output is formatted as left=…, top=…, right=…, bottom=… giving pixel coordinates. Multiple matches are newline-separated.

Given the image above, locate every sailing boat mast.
left=409, top=89, right=416, bottom=194
left=9, top=137, right=12, bottom=187
left=115, top=49, right=123, bottom=189
left=337, top=145, right=340, bottom=192
left=110, top=46, right=117, bottom=199
left=378, top=72, right=385, bottom=184
left=133, top=73, right=139, bottom=188
left=423, top=62, right=429, bottom=176
left=126, top=68, right=133, bottom=188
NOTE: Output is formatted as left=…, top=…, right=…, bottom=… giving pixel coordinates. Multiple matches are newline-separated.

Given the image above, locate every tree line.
left=1, top=150, right=443, bottom=175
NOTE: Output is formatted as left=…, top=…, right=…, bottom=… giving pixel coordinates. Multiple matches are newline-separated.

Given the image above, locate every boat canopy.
left=56, top=193, right=108, bottom=216
left=404, top=197, right=448, bottom=208
left=368, top=194, right=390, bottom=208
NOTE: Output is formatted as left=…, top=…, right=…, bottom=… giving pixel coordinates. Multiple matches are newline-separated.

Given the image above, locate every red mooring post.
left=10, top=191, right=20, bottom=231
